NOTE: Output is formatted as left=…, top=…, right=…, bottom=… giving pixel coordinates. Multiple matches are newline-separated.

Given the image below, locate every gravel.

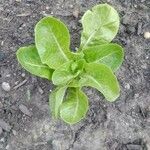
left=137, top=22, right=142, bottom=35
left=19, top=104, right=32, bottom=117
left=0, top=120, right=11, bottom=132
left=0, top=127, right=3, bottom=135
left=126, top=144, right=143, bottom=150
left=144, top=32, right=150, bottom=39
left=1, top=82, right=11, bottom=92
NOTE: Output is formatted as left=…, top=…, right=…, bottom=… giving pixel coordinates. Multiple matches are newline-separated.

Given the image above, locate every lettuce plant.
left=16, top=4, right=124, bottom=124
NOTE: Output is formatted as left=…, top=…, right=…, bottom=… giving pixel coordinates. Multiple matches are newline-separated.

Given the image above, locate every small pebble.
left=144, top=32, right=150, bottom=39
left=70, top=21, right=77, bottom=29
left=38, top=87, right=44, bottom=95
left=6, top=74, right=11, bottom=77
left=12, top=130, right=17, bottom=136
left=134, top=93, right=139, bottom=99
left=125, top=83, right=130, bottom=89
left=14, top=81, right=19, bottom=85
left=21, top=73, right=25, bottom=77
left=111, top=142, right=118, bottom=149
left=0, top=51, right=5, bottom=61
left=0, top=138, right=5, bottom=142
left=19, top=104, right=32, bottom=117
left=137, top=22, right=142, bottom=35
left=141, top=64, right=147, bottom=69
left=42, top=11, right=46, bottom=14
left=0, top=101, right=3, bottom=108
left=0, top=145, right=3, bottom=149
left=73, top=7, right=80, bottom=18
left=5, top=145, right=10, bottom=150
left=1, top=82, right=11, bottom=92
left=0, top=127, right=3, bottom=135
left=146, top=55, right=149, bottom=59
left=69, top=4, right=74, bottom=8
left=122, top=16, right=130, bottom=25
left=126, top=144, right=142, bottom=150
left=1, top=41, right=4, bottom=46
left=127, top=26, right=136, bottom=34
left=0, top=119, right=11, bottom=132
left=45, top=6, right=50, bottom=10
left=147, top=118, right=150, bottom=123
left=26, top=0, right=33, bottom=3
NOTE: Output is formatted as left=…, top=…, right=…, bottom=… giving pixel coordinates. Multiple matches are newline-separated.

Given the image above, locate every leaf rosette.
left=16, top=4, right=124, bottom=124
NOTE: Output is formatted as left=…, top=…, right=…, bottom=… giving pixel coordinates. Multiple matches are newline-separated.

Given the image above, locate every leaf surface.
left=49, top=87, right=67, bottom=118
left=80, top=4, right=119, bottom=49
left=80, top=63, right=120, bottom=101
left=60, top=88, right=89, bottom=124
left=35, top=16, right=71, bottom=69
left=17, top=45, right=53, bottom=80
left=83, top=43, right=124, bottom=71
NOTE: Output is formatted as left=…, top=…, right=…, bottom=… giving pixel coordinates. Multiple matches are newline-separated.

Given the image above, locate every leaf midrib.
left=25, top=62, right=49, bottom=69
left=82, top=6, right=116, bottom=49
left=72, top=90, right=79, bottom=122
left=85, top=74, right=103, bottom=92
left=94, top=51, right=119, bottom=63
left=54, top=87, right=66, bottom=118
left=82, top=21, right=117, bottom=49
left=46, top=19, right=69, bottom=61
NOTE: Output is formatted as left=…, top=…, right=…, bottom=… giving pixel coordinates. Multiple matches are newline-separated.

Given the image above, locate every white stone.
left=2, top=82, right=11, bottom=91
left=46, top=6, right=50, bottom=10
left=5, top=145, right=10, bottom=150
left=125, top=83, right=130, bottom=89
left=12, top=130, right=17, bottom=136
left=144, top=32, right=150, bottom=39
left=21, top=73, right=25, bottom=77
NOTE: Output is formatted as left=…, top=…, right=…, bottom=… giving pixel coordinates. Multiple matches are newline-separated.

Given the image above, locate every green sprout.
left=16, top=4, right=124, bottom=124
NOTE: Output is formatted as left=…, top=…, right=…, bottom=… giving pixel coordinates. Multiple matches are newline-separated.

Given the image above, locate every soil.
left=0, top=0, right=150, bottom=150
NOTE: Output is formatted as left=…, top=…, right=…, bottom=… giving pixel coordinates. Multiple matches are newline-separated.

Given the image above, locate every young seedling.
left=17, top=4, right=124, bottom=124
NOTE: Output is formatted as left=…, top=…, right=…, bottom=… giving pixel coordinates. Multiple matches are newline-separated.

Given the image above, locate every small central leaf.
left=52, top=59, right=85, bottom=86
left=71, top=59, right=85, bottom=74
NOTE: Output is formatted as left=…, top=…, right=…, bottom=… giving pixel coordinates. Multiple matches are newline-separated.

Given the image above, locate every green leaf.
left=52, top=61, right=75, bottom=86
left=52, top=59, right=85, bottom=86
left=68, top=78, right=81, bottom=87
left=79, top=63, right=120, bottom=101
left=35, top=16, right=71, bottom=69
left=49, top=87, right=67, bottom=118
left=60, top=88, right=89, bottom=124
left=16, top=45, right=53, bottom=80
left=80, top=4, right=120, bottom=49
left=71, top=59, right=85, bottom=74
left=83, top=43, right=124, bottom=71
